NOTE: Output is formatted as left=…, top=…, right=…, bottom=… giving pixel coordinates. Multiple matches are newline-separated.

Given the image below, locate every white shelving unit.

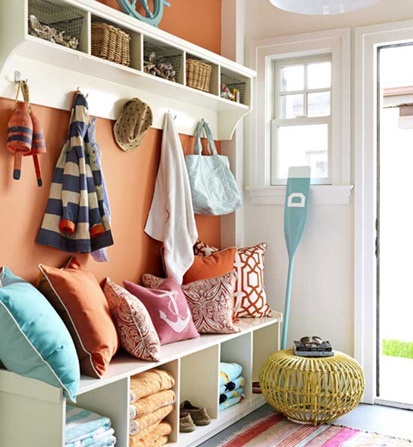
left=0, top=1, right=273, bottom=446
left=0, top=0, right=256, bottom=139
left=0, top=314, right=281, bottom=447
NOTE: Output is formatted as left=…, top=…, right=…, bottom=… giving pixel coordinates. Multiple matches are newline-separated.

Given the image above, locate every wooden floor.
left=198, top=403, right=413, bottom=446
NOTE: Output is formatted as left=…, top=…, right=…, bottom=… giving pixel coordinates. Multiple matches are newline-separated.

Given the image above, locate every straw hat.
left=113, top=98, right=153, bottom=151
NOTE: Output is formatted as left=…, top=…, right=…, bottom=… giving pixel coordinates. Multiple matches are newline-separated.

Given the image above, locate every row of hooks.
left=14, top=70, right=87, bottom=97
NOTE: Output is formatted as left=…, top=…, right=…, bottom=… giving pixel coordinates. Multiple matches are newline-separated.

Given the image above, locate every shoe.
left=180, top=411, right=196, bottom=433
left=180, top=400, right=211, bottom=426
left=252, top=381, right=262, bottom=394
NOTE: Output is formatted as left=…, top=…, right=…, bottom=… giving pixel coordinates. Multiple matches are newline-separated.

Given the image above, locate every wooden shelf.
left=0, top=0, right=256, bottom=139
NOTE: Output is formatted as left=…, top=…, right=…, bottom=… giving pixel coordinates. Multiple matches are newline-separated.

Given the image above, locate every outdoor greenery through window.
left=271, top=56, right=332, bottom=185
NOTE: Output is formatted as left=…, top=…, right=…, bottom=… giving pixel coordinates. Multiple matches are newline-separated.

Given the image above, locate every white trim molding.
left=246, top=184, right=353, bottom=205
left=247, top=28, right=351, bottom=205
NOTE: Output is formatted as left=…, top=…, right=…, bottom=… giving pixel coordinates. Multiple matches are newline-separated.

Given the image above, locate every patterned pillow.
left=102, top=278, right=161, bottom=362
left=194, top=241, right=272, bottom=318
left=123, top=277, right=200, bottom=345
left=143, top=272, right=240, bottom=334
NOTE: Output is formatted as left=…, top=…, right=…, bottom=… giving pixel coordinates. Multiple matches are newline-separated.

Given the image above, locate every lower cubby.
left=0, top=314, right=281, bottom=447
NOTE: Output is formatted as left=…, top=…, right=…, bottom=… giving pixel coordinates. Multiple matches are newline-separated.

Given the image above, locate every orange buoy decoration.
left=21, top=81, right=46, bottom=186
left=6, top=80, right=46, bottom=186
left=29, top=112, right=46, bottom=186
left=6, top=84, right=33, bottom=180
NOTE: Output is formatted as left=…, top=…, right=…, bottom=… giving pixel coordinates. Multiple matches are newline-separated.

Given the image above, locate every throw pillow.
left=143, top=272, right=240, bottom=334
left=182, top=247, right=236, bottom=284
left=37, top=258, right=120, bottom=378
left=123, top=278, right=199, bottom=345
left=0, top=267, right=79, bottom=401
left=102, top=278, right=161, bottom=362
left=194, top=241, right=272, bottom=318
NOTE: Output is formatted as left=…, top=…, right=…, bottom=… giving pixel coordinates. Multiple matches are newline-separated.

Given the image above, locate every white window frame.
left=246, top=28, right=352, bottom=205
left=272, top=54, right=332, bottom=185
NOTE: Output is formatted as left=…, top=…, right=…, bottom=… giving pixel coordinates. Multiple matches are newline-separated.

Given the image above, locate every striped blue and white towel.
left=65, top=405, right=111, bottom=444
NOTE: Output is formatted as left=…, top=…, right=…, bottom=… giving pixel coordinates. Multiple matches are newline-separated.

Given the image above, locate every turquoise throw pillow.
left=0, top=267, right=80, bottom=401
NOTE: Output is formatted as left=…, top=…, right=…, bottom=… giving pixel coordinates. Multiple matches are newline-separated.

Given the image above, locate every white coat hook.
left=14, top=71, right=27, bottom=83
left=76, top=87, right=88, bottom=98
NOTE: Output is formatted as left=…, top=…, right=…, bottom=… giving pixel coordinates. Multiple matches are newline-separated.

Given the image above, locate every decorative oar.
left=281, top=166, right=311, bottom=350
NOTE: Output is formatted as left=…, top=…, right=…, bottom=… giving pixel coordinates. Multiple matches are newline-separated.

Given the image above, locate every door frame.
left=354, top=20, right=413, bottom=404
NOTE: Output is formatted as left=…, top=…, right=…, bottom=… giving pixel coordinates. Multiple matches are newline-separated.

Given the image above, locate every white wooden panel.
left=75, top=378, right=129, bottom=447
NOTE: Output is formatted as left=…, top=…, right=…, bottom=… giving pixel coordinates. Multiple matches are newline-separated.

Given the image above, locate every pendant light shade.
left=268, top=0, right=379, bottom=15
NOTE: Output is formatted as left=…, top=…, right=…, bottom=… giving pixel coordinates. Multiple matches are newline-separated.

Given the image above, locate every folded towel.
left=130, top=390, right=176, bottom=419
left=219, top=362, right=242, bottom=387
left=129, top=404, right=173, bottom=436
left=129, top=421, right=172, bottom=447
left=130, top=369, right=175, bottom=402
left=219, top=376, right=245, bottom=395
left=219, top=393, right=244, bottom=412
left=66, top=428, right=115, bottom=447
left=65, top=406, right=111, bottom=444
left=149, top=435, right=168, bottom=447
left=219, top=387, right=244, bottom=404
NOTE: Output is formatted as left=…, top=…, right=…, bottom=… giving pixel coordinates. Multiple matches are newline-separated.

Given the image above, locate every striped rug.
left=216, top=412, right=412, bottom=446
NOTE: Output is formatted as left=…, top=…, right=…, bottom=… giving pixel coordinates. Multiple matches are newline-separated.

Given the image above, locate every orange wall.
left=98, top=0, right=221, bottom=53
left=0, top=0, right=222, bottom=284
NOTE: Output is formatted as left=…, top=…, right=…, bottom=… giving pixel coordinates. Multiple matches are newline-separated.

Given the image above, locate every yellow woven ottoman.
left=259, top=349, right=365, bottom=425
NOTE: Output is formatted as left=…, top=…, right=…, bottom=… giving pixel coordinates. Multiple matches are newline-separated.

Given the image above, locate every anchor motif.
left=157, top=289, right=191, bottom=333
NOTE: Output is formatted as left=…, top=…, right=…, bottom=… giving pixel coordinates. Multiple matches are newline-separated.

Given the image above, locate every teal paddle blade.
left=281, top=166, right=311, bottom=349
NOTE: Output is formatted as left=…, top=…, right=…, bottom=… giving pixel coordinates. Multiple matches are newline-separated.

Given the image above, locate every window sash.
left=272, top=55, right=332, bottom=185
left=271, top=116, right=332, bottom=185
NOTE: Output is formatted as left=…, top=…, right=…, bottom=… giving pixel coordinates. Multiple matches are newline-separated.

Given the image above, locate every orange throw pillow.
left=37, top=258, right=120, bottom=378
left=182, top=247, right=236, bottom=284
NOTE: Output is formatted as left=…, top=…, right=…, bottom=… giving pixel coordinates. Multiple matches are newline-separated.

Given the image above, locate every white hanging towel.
left=144, top=112, right=198, bottom=284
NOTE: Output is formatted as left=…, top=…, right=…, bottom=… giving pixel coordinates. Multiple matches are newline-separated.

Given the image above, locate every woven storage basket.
left=91, top=22, right=130, bottom=66
left=186, top=59, right=212, bottom=92
left=259, top=349, right=365, bottom=425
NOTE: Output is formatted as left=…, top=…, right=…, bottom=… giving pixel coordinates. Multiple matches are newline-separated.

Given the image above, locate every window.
left=247, top=28, right=351, bottom=204
left=272, top=56, right=331, bottom=184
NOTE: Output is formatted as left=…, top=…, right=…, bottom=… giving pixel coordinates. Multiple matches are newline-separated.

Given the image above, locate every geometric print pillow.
left=194, top=241, right=272, bottom=318
left=143, top=272, right=240, bottom=334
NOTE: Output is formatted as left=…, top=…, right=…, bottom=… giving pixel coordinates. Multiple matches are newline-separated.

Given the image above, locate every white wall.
left=242, top=0, right=413, bottom=355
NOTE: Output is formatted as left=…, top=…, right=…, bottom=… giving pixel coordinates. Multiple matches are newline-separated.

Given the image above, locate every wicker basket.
left=186, top=59, right=212, bottom=92
left=91, top=22, right=130, bottom=66
left=259, top=349, right=365, bottom=425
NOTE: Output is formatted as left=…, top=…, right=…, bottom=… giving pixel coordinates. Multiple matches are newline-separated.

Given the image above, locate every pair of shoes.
left=180, top=411, right=196, bottom=433
left=180, top=400, right=211, bottom=426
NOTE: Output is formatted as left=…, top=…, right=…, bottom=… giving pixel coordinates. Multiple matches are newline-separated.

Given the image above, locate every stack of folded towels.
left=65, top=405, right=116, bottom=447
left=129, top=369, right=176, bottom=447
left=219, top=362, right=245, bottom=412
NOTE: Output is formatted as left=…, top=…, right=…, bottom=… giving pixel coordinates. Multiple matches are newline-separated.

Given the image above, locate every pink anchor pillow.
left=123, top=278, right=199, bottom=345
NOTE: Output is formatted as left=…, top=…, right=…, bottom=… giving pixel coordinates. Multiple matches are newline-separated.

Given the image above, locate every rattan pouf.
left=259, top=349, right=365, bottom=425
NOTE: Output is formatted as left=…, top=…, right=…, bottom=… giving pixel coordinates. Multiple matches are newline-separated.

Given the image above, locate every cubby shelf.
left=0, top=314, right=281, bottom=447
left=0, top=0, right=256, bottom=139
